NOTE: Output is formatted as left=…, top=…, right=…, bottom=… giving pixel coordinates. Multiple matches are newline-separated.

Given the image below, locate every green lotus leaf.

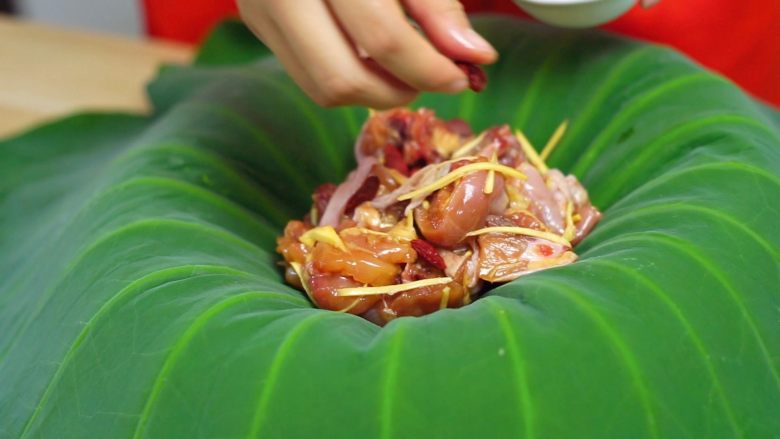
left=2, top=16, right=779, bottom=438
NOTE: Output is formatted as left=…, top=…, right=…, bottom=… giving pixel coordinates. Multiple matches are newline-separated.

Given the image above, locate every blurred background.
left=0, top=0, right=200, bottom=138
left=2, top=0, right=777, bottom=107
left=0, top=0, right=777, bottom=138
left=0, top=0, right=238, bottom=42
left=3, top=0, right=145, bottom=36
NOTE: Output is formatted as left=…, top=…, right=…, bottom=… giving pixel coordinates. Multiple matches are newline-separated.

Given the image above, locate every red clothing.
left=142, top=0, right=780, bottom=106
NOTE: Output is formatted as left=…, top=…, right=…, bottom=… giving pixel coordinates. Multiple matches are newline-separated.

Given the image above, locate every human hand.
left=237, top=0, right=498, bottom=108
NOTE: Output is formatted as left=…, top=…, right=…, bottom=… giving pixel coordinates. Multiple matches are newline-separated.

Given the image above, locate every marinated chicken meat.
left=277, top=108, right=601, bottom=326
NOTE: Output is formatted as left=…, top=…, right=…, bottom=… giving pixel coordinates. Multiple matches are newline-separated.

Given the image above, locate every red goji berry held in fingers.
left=455, top=62, right=487, bottom=92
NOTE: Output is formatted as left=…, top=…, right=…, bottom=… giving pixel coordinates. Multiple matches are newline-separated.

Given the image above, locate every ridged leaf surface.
left=2, top=17, right=778, bottom=438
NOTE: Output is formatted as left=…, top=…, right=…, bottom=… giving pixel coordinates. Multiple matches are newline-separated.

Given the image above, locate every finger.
left=402, top=0, right=497, bottom=64
left=269, top=0, right=419, bottom=108
left=240, top=0, right=414, bottom=108
left=237, top=0, right=322, bottom=100
left=328, top=0, right=469, bottom=93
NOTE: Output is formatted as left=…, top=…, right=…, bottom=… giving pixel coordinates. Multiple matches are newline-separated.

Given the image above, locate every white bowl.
left=513, top=0, right=636, bottom=28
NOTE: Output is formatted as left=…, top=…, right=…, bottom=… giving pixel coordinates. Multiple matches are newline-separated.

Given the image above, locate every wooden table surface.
left=0, top=15, right=193, bottom=139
